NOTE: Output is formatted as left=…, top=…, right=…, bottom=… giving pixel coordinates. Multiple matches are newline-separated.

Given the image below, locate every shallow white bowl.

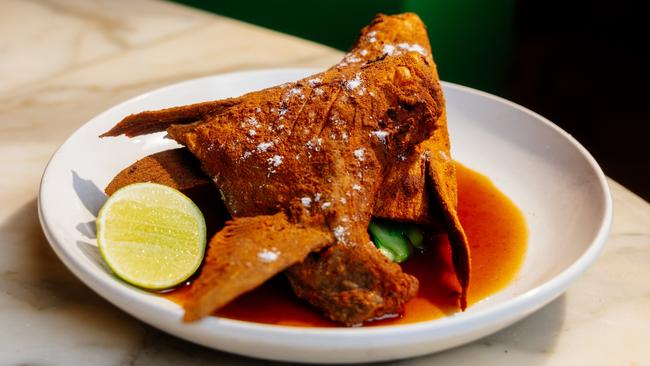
left=38, top=69, right=612, bottom=363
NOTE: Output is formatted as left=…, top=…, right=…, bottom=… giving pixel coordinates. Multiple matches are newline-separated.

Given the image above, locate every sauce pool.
left=166, top=162, right=527, bottom=327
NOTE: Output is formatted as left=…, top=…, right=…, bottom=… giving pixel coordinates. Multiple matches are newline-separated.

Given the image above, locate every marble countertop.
left=1, top=0, right=648, bottom=364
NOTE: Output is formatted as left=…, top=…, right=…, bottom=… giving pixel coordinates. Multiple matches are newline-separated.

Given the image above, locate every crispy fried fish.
left=101, top=13, right=470, bottom=324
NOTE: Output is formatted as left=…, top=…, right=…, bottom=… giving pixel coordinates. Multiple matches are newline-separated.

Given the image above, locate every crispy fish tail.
left=100, top=99, right=238, bottom=138
left=183, top=212, right=332, bottom=321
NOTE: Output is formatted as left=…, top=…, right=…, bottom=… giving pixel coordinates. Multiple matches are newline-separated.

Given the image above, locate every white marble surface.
left=1, top=0, right=648, bottom=364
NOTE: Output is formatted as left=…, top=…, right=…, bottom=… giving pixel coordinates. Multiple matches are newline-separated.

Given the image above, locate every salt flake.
left=383, top=44, right=396, bottom=55
left=367, top=31, right=378, bottom=43
left=397, top=42, right=427, bottom=56
left=371, top=130, right=389, bottom=144
left=345, top=73, right=362, bottom=90
left=267, top=155, right=283, bottom=167
left=346, top=55, right=361, bottom=63
left=353, top=148, right=366, bottom=161
left=258, top=249, right=280, bottom=263
left=257, top=141, right=274, bottom=152
left=245, top=116, right=259, bottom=127
left=333, top=225, right=347, bottom=243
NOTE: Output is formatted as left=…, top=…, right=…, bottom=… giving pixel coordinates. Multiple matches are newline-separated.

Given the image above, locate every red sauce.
left=166, top=162, right=527, bottom=327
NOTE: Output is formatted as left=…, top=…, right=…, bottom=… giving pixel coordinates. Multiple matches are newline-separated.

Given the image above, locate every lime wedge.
left=96, top=183, right=206, bottom=290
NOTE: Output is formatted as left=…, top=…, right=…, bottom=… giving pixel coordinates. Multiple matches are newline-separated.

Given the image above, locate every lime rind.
left=96, top=183, right=206, bottom=290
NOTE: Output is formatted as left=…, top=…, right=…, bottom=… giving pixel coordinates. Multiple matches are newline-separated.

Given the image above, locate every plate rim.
left=37, top=68, right=612, bottom=347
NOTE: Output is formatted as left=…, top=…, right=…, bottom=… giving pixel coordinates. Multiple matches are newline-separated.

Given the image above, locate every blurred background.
left=175, top=0, right=649, bottom=200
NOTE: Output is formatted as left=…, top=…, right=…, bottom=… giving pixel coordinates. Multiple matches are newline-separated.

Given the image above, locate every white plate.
left=38, top=69, right=612, bottom=363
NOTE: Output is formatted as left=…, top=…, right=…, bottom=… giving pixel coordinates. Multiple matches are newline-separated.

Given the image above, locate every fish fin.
left=183, top=212, right=332, bottom=321
left=426, top=134, right=471, bottom=310
left=100, top=99, right=238, bottom=137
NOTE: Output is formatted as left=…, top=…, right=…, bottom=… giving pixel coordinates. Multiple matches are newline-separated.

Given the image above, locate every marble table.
left=1, top=0, right=648, bottom=364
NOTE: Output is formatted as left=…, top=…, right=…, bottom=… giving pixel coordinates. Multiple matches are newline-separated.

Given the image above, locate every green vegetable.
left=405, top=225, right=425, bottom=249
left=368, top=220, right=425, bottom=263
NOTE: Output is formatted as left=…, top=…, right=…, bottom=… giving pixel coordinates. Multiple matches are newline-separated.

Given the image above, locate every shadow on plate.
left=72, top=170, right=104, bottom=240
left=72, top=170, right=107, bottom=216
left=76, top=240, right=111, bottom=274
left=76, top=221, right=97, bottom=239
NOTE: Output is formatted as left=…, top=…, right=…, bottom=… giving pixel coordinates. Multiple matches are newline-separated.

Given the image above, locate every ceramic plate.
left=38, top=69, right=612, bottom=363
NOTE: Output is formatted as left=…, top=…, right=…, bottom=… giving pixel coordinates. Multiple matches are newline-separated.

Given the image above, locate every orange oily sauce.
left=166, top=162, right=527, bottom=327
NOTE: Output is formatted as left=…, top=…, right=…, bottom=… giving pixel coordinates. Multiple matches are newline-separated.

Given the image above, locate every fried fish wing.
left=183, top=212, right=333, bottom=321
left=101, top=99, right=239, bottom=138
left=101, top=13, right=470, bottom=322
left=165, top=53, right=438, bottom=323
left=427, top=143, right=470, bottom=308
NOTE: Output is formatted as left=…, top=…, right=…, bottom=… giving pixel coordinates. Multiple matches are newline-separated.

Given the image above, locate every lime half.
left=96, top=183, right=206, bottom=290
